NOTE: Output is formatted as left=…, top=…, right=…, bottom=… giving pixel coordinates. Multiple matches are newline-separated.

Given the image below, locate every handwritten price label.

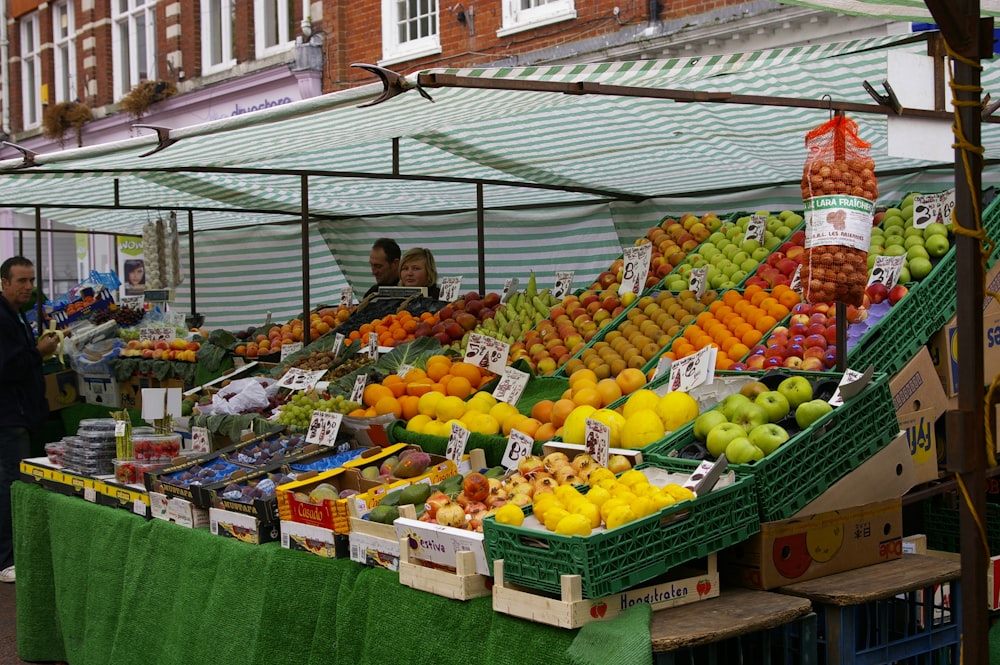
left=464, top=333, right=509, bottom=374
left=278, top=367, right=327, bottom=392
left=867, top=255, right=904, bottom=289
left=350, top=374, right=368, bottom=405
left=666, top=346, right=715, bottom=394
left=502, top=429, right=535, bottom=471
left=744, top=214, right=767, bottom=244
left=366, top=332, right=379, bottom=360
left=139, top=326, right=174, bottom=342
left=493, top=366, right=529, bottom=405
left=191, top=426, right=210, bottom=454
left=339, top=287, right=353, bottom=308
left=280, top=341, right=303, bottom=361
left=501, top=277, right=520, bottom=303
left=445, top=422, right=471, bottom=466
left=689, top=267, right=707, bottom=299
left=439, top=276, right=461, bottom=303
left=552, top=271, right=575, bottom=299
left=620, top=244, right=652, bottom=295
left=584, top=419, right=610, bottom=468
left=332, top=333, right=345, bottom=358
left=790, top=264, right=803, bottom=294
left=119, top=295, right=144, bottom=310
left=306, top=411, right=344, bottom=446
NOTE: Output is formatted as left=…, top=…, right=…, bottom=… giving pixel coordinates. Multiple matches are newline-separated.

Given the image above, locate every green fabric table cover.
left=12, top=482, right=650, bottom=665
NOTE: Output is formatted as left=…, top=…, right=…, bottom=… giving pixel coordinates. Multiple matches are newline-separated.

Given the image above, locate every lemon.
left=571, top=501, right=602, bottom=529
left=489, top=402, right=519, bottom=426
left=629, top=496, right=657, bottom=519
left=656, top=391, right=700, bottom=431
left=597, top=478, right=619, bottom=491
left=494, top=502, right=525, bottom=527
left=599, top=497, right=629, bottom=522
left=554, top=484, right=585, bottom=504
left=435, top=395, right=467, bottom=421
left=466, top=412, right=501, bottom=436
left=502, top=413, right=529, bottom=436
left=604, top=505, right=637, bottom=530
left=610, top=489, right=637, bottom=504
left=555, top=513, right=593, bottom=536
left=531, top=494, right=561, bottom=522
left=562, top=405, right=598, bottom=444
left=620, top=408, right=666, bottom=449
left=587, top=467, right=616, bottom=486
left=585, top=485, right=612, bottom=508
left=650, top=491, right=677, bottom=511
left=588, top=408, right=627, bottom=448
left=544, top=507, right=571, bottom=532
left=467, top=392, right=497, bottom=412
left=629, top=481, right=653, bottom=497
left=417, top=391, right=445, bottom=417
left=622, top=389, right=662, bottom=418
left=618, top=469, right=648, bottom=487
left=406, top=414, right=433, bottom=433
left=663, top=483, right=697, bottom=502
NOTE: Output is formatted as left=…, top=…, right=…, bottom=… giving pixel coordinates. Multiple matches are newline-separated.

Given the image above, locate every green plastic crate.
left=644, top=370, right=898, bottom=522
left=923, top=494, right=1000, bottom=554
left=482, top=458, right=759, bottom=599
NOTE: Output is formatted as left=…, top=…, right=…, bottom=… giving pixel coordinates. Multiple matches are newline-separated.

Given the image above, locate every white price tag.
left=115, top=420, right=128, bottom=437
left=790, top=264, right=803, bottom=294
left=332, top=333, right=345, bottom=358
left=689, top=267, right=707, bottom=299
left=653, top=354, right=672, bottom=380
left=306, top=411, right=344, bottom=446
left=278, top=367, right=327, bottom=392
left=340, top=287, right=353, bottom=308
left=620, top=244, right=653, bottom=295
left=867, top=255, right=905, bottom=289
left=397, top=364, right=414, bottom=380
left=493, top=366, right=529, bottom=405
left=280, top=341, right=303, bottom=361
left=665, top=346, right=715, bottom=394
left=829, top=368, right=864, bottom=407
left=552, top=271, right=575, bottom=300
left=584, top=419, right=610, bottom=468
left=191, top=426, right=211, bottom=454
left=445, top=421, right=471, bottom=466
left=501, top=277, right=520, bottom=303
left=439, top=277, right=462, bottom=303
left=133, top=499, right=147, bottom=516
left=366, top=332, right=379, bottom=360
left=119, top=295, right=144, bottom=310
left=350, top=374, right=368, bottom=405
left=502, top=429, right=535, bottom=471
left=744, top=214, right=767, bottom=244
left=464, top=333, right=509, bottom=374
left=938, top=189, right=956, bottom=226
left=84, top=487, right=97, bottom=503
left=139, top=326, right=174, bottom=342
left=912, top=193, right=940, bottom=228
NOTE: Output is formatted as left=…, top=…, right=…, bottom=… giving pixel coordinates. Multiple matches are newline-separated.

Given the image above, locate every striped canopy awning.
left=776, top=0, right=1000, bottom=21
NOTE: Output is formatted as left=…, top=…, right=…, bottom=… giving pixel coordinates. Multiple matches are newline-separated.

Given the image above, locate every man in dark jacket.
left=0, top=257, right=57, bottom=583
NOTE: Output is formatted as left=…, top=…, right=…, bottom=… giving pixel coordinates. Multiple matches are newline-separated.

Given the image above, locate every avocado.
left=398, top=483, right=432, bottom=506
left=379, top=489, right=403, bottom=507
left=368, top=505, right=399, bottom=525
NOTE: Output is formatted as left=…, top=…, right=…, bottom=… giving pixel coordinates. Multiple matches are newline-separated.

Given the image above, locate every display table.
left=13, top=482, right=588, bottom=665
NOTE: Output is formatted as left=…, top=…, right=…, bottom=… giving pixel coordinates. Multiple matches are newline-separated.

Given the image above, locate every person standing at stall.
left=363, top=238, right=402, bottom=299
left=399, top=247, right=442, bottom=300
left=0, top=257, right=57, bottom=583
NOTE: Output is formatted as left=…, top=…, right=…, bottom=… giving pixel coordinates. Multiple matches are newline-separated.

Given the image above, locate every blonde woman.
left=398, top=247, right=441, bottom=300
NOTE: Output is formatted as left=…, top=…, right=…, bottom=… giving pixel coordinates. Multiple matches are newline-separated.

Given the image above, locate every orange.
left=398, top=395, right=420, bottom=420
left=347, top=408, right=367, bottom=417
left=405, top=381, right=435, bottom=397
left=728, top=342, right=750, bottom=361
left=531, top=399, right=555, bottom=423
left=514, top=417, right=542, bottom=439
left=595, top=378, right=623, bottom=407
left=755, top=315, right=777, bottom=334
left=374, top=396, right=402, bottom=418
left=742, top=328, right=763, bottom=347
left=615, top=368, right=647, bottom=395
left=363, top=384, right=394, bottom=408
left=426, top=358, right=452, bottom=382
left=551, top=399, right=577, bottom=428
left=446, top=376, right=473, bottom=399
left=449, top=362, right=482, bottom=385
left=534, top=422, right=557, bottom=442
left=572, top=387, right=603, bottom=409
left=568, top=368, right=599, bottom=388
left=403, top=367, right=427, bottom=383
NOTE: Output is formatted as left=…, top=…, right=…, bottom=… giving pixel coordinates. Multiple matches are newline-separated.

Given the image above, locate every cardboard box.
left=722, top=498, right=903, bottom=590
left=119, top=375, right=185, bottom=411
left=209, top=507, right=281, bottom=544
left=78, top=371, right=121, bottom=407
left=890, top=347, right=948, bottom=483
left=149, top=493, right=210, bottom=528
left=44, top=368, right=78, bottom=411
left=280, top=520, right=348, bottom=558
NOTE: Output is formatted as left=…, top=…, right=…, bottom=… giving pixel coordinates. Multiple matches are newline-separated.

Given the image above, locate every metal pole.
left=477, top=183, right=485, bottom=294
left=33, top=207, right=42, bottom=328
left=187, top=211, right=196, bottom=315
left=301, top=175, right=311, bottom=345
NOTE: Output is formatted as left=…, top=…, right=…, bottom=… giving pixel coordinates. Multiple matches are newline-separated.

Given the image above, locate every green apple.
left=905, top=245, right=929, bottom=261
left=909, top=257, right=933, bottom=280
left=725, top=437, right=765, bottom=464
left=718, top=393, right=753, bottom=421
left=731, top=402, right=770, bottom=433
left=747, top=423, right=790, bottom=455
left=739, top=380, right=770, bottom=400
left=706, top=422, right=746, bottom=459
left=924, top=234, right=949, bottom=258
left=795, top=399, right=834, bottom=429
left=924, top=222, right=948, bottom=237
left=777, top=376, right=813, bottom=410
left=754, top=390, right=791, bottom=422
left=693, top=410, right=729, bottom=442
left=752, top=247, right=771, bottom=262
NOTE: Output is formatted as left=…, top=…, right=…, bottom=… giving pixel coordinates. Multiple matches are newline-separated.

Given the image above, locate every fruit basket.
left=644, top=369, right=898, bottom=522
left=482, top=458, right=758, bottom=599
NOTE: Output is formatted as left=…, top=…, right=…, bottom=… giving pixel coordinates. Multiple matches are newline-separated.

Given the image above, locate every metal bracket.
left=0, top=141, right=37, bottom=169
left=133, top=124, right=178, bottom=157
left=863, top=79, right=903, bottom=115
left=350, top=63, right=434, bottom=108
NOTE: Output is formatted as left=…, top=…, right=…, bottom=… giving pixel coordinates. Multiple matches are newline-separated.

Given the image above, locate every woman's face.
left=129, top=265, right=144, bottom=285
left=399, top=259, right=428, bottom=287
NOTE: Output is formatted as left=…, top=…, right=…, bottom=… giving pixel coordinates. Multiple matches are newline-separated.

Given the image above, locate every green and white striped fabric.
left=776, top=1, right=1000, bottom=21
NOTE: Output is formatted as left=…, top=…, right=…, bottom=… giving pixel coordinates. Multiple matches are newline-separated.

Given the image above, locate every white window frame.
left=20, top=13, right=42, bottom=128
left=111, top=0, right=158, bottom=100
left=497, top=0, right=576, bottom=37
left=201, top=0, right=236, bottom=74
left=379, top=0, right=440, bottom=67
left=53, top=1, right=78, bottom=103
left=253, top=0, right=295, bottom=58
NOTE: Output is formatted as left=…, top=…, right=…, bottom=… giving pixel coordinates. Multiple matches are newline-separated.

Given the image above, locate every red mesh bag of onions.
left=799, top=115, right=878, bottom=306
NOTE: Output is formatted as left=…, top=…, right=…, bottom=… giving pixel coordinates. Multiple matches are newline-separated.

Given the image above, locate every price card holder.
left=552, top=271, right=575, bottom=300
left=493, top=366, right=529, bottom=405
left=366, top=332, right=379, bottom=360
left=139, top=326, right=174, bottom=342
left=830, top=366, right=872, bottom=407
left=278, top=368, right=327, bottom=392
left=350, top=374, right=368, bottom=405
left=464, top=333, right=509, bottom=374
left=332, top=333, right=345, bottom=358
left=689, top=267, right=707, bottom=299
left=502, top=429, right=535, bottom=471
left=280, top=341, right=303, bottom=361
left=339, top=287, right=354, bottom=308
left=114, top=420, right=128, bottom=437
left=84, top=487, right=97, bottom=503
left=120, top=295, right=144, bottom=310
left=743, top=214, right=767, bottom=244
left=653, top=354, right=672, bottom=381
left=306, top=411, right=344, bottom=446
left=584, top=419, right=610, bottom=468
left=620, top=243, right=652, bottom=295
left=501, top=277, right=520, bottom=303
left=664, top=346, right=715, bottom=394
left=867, top=255, right=904, bottom=290
left=439, top=277, right=462, bottom=303
left=938, top=189, right=956, bottom=226
left=191, top=426, right=211, bottom=454
left=445, top=422, right=471, bottom=466
left=790, top=264, right=803, bottom=294
left=133, top=499, right=147, bottom=515
left=912, top=193, right=941, bottom=229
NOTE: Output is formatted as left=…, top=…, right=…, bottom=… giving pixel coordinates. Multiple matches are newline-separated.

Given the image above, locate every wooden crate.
left=397, top=538, right=492, bottom=600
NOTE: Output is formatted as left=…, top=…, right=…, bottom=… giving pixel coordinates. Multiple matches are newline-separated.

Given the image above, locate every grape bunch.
left=90, top=307, right=145, bottom=327
left=275, top=392, right=360, bottom=428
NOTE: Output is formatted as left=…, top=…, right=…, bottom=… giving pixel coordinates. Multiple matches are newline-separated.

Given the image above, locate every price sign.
left=133, top=499, right=147, bottom=516
left=277, top=367, right=327, bottom=392
left=620, top=243, right=653, bottom=295
left=332, top=333, right=345, bottom=358
left=493, top=366, right=529, bottom=405
left=366, top=332, right=379, bottom=360
left=653, top=354, right=672, bottom=380
left=397, top=364, right=414, bottom=380
left=350, top=374, right=368, bottom=405
left=665, top=345, right=715, bottom=394
left=84, top=487, right=97, bottom=503
left=119, top=295, right=144, bottom=310
left=867, top=255, right=905, bottom=289
left=938, top=189, right=956, bottom=225
left=790, top=264, right=803, bottom=294
left=439, top=277, right=462, bottom=303
left=744, top=214, right=767, bottom=244
left=339, top=287, right=354, bottom=308
left=552, top=271, right=575, bottom=300
left=139, top=326, right=174, bottom=342
left=912, top=193, right=941, bottom=228
left=191, top=426, right=211, bottom=453
left=689, top=267, right=707, bottom=299
left=114, top=420, right=128, bottom=437
left=445, top=421, right=471, bottom=466
left=280, top=341, right=303, bottom=361
left=502, top=429, right=535, bottom=471
left=584, top=419, right=610, bottom=468
left=501, top=277, right=520, bottom=303
left=464, top=333, right=509, bottom=374
left=829, top=368, right=865, bottom=407
left=306, top=411, right=344, bottom=446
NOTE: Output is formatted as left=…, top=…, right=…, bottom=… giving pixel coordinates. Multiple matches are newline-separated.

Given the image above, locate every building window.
left=498, top=0, right=576, bottom=37
left=254, top=0, right=295, bottom=57
left=112, top=0, right=158, bottom=100
left=380, top=0, right=440, bottom=66
left=20, top=13, right=42, bottom=128
left=202, top=0, right=235, bottom=73
left=53, top=1, right=77, bottom=103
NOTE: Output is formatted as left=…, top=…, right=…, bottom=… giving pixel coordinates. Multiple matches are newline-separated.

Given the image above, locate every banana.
left=41, top=320, right=66, bottom=367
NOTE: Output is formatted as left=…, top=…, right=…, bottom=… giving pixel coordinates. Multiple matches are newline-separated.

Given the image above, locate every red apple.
left=888, top=284, right=909, bottom=306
